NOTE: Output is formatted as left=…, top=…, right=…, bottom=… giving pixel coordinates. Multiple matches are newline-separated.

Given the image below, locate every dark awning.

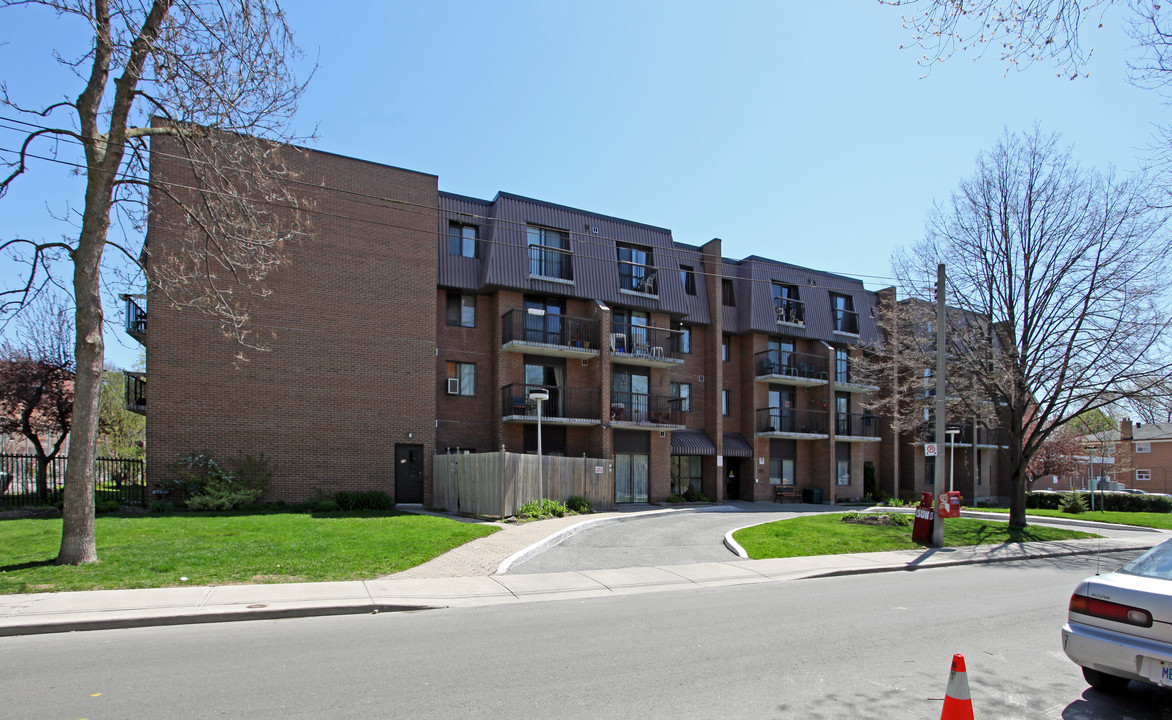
left=722, top=432, right=754, bottom=457
left=671, top=429, right=717, bottom=456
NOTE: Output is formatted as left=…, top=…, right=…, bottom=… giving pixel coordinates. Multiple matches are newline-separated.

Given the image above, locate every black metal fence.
left=0, top=454, right=147, bottom=508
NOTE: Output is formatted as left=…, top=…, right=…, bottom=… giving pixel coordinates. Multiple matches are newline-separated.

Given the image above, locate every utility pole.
left=933, top=263, right=946, bottom=547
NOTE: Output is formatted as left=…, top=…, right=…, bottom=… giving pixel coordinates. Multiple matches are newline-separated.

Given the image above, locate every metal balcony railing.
left=610, top=392, right=685, bottom=425
left=833, top=308, right=860, bottom=334
left=528, top=245, right=574, bottom=281
left=501, top=309, right=599, bottom=350
left=836, top=412, right=880, bottom=438
left=756, top=407, right=829, bottom=435
left=125, top=297, right=146, bottom=338
left=755, top=349, right=828, bottom=381
left=125, top=372, right=146, bottom=414
left=773, top=296, right=806, bottom=325
left=609, top=325, right=684, bottom=362
left=501, top=384, right=601, bottom=421
left=918, top=423, right=1008, bottom=447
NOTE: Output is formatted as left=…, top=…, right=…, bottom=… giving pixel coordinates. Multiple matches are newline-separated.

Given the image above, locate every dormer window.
left=772, top=282, right=804, bottom=325
left=448, top=222, right=477, bottom=258
left=618, top=243, right=656, bottom=294
left=831, top=293, right=859, bottom=334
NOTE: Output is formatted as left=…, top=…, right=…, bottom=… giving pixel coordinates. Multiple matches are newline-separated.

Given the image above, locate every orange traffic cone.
left=940, top=654, right=974, bottom=720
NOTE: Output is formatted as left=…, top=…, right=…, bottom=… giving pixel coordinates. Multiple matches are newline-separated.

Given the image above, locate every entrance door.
left=614, top=453, right=649, bottom=503
left=724, top=458, right=740, bottom=500
left=395, top=444, right=424, bottom=503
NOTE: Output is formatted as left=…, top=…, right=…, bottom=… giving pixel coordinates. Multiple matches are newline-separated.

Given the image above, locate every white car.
left=1063, top=539, right=1172, bottom=692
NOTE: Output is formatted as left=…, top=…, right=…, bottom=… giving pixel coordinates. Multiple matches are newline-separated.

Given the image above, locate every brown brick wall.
left=146, top=140, right=439, bottom=503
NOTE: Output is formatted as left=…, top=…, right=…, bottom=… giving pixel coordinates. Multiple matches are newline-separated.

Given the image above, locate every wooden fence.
left=433, top=452, right=614, bottom=518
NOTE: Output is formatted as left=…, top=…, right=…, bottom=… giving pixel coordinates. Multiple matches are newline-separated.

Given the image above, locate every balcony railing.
left=501, top=384, right=601, bottom=422
left=125, top=297, right=146, bottom=339
left=618, top=263, right=658, bottom=295
left=918, top=423, right=1008, bottom=447
left=501, top=309, right=599, bottom=350
left=836, top=412, right=880, bottom=438
left=773, top=296, right=806, bottom=325
left=528, top=245, right=574, bottom=282
left=754, top=349, right=828, bottom=381
left=609, top=325, right=685, bottom=362
left=833, top=308, right=860, bottom=334
left=610, top=392, right=685, bottom=425
left=756, top=407, right=829, bottom=435
left=125, top=372, right=145, bottom=415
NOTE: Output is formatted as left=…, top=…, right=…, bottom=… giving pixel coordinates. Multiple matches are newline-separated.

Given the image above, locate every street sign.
left=925, top=443, right=938, bottom=457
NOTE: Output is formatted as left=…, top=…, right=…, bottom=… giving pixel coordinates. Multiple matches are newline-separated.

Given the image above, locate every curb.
left=495, top=505, right=736, bottom=574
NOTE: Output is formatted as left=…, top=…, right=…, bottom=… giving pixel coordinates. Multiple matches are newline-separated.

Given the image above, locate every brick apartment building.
left=129, top=138, right=1010, bottom=506
left=1119, top=419, right=1172, bottom=495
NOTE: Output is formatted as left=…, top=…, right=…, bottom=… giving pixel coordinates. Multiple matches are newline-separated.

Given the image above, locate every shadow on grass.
left=0, top=558, right=57, bottom=572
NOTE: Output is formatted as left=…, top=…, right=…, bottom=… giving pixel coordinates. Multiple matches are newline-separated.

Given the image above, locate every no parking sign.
left=925, top=443, right=938, bottom=456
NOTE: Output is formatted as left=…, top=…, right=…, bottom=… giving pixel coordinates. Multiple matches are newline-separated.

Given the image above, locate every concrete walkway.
left=0, top=505, right=1163, bottom=637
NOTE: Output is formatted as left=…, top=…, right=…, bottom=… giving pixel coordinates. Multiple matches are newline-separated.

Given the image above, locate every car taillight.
left=1070, top=593, right=1154, bottom=628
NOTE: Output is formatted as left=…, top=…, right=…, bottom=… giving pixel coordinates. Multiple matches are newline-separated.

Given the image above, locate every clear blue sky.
left=1, top=1, right=1164, bottom=370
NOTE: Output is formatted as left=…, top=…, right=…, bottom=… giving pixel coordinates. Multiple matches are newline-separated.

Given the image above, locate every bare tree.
left=0, top=0, right=312, bottom=564
left=0, top=295, right=75, bottom=501
left=893, top=127, right=1172, bottom=527
left=1122, top=376, right=1172, bottom=422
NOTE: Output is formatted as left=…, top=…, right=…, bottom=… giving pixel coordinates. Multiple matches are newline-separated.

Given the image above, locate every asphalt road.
left=5, top=552, right=1168, bottom=719
left=508, top=505, right=1164, bottom=574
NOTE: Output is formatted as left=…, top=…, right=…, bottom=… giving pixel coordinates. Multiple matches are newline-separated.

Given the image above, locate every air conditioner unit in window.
left=446, top=377, right=460, bottom=395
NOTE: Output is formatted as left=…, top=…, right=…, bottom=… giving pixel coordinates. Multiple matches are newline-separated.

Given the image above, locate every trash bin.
left=802, top=487, right=823, bottom=504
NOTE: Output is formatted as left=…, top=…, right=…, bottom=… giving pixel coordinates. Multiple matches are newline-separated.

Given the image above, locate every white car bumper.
left=1063, top=620, right=1172, bottom=686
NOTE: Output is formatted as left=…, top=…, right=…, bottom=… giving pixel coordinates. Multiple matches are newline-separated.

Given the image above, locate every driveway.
left=507, top=502, right=838, bottom=574
left=505, top=502, right=1167, bottom=575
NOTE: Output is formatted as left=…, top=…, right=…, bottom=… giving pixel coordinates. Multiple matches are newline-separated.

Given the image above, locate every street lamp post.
left=945, top=428, right=960, bottom=492
left=529, top=389, right=549, bottom=507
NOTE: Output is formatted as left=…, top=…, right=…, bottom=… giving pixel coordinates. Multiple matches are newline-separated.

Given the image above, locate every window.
left=722, top=335, right=730, bottom=362
left=448, top=222, right=477, bottom=258
left=613, top=309, right=649, bottom=353
left=766, top=337, right=794, bottom=375
left=523, top=296, right=564, bottom=344
left=722, top=389, right=730, bottom=416
left=671, top=382, right=691, bottom=412
left=680, top=265, right=697, bottom=295
left=671, top=323, right=691, bottom=354
left=769, top=458, right=795, bottom=486
left=445, top=293, right=475, bottom=328
left=527, top=226, right=572, bottom=280
left=525, top=356, right=565, bottom=416
left=771, top=283, right=804, bottom=324
left=618, top=243, right=656, bottom=294
left=722, top=278, right=736, bottom=306
left=613, top=369, right=650, bottom=422
left=671, top=455, right=703, bottom=495
left=835, top=348, right=849, bottom=384
left=831, top=293, right=858, bottom=334
left=445, top=361, right=475, bottom=396
left=1137, top=469, right=1152, bottom=482
left=836, top=443, right=851, bottom=485
left=835, top=392, right=851, bottom=435
left=1137, top=442, right=1151, bottom=453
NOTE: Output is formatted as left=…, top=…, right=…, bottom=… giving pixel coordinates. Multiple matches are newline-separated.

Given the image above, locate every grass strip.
left=0, top=511, right=497, bottom=594
left=972, top=507, right=1172, bottom=531
left=733, top=513, right=1098, bottom=560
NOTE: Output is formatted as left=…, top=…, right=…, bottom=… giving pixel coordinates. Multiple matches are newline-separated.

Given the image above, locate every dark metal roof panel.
left=674, top=245, right=711, bottom=325
left=671, top=428, right=717, bottom=456
left=722, top=432, right=754, bottom=457
left=438, top=193, right=492, bottom=291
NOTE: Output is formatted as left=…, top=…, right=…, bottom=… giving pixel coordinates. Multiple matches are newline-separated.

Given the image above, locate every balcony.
left=833, top=356, right=879, bottom=393
left=773, top=297, right=806, bottom=326
left=125, top=372, right=146, bottom=415
left=833, top=308, right=860, bottom=335
left=754, top=349, right=828, bottom=387
left=610, top=392, right=686, bottom=428
left=835, top=413, right=881, bottom=441
left=618, top=263, right=658, bottom=296
left=918, top=423, right=1009, bottom=448
left=528, top=245, right=574, bottom=283
left=501, top=309, right=599, bottom=359
left=756, top=407, right=829, bottom=438
left=609, top=326, right=685, bottom=368
left=124, top=296, right=146, bottom=342
left=501, top=384, right=601, bottom=425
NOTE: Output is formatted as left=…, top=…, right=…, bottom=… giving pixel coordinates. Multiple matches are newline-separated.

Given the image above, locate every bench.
left=774, top=485, right=800, bottom=503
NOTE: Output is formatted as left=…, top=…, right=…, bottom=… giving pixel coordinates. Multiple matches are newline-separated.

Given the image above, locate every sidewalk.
left=0, top=506, right=1161, bottom=637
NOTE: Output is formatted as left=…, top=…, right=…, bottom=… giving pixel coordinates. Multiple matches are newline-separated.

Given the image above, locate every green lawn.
left=0, top=511, right=498, bottom=594
left=973, top=507, right=1172, bottom=530
left=733, top=513, right=1098, bottom=560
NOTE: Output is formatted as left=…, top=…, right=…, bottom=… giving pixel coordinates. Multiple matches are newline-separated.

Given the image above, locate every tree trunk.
left=57, top=200, right=109, bottom=565
left=1008, top=464, right=1029, bottom=528
left=35, top=452, right=48, bottom=503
